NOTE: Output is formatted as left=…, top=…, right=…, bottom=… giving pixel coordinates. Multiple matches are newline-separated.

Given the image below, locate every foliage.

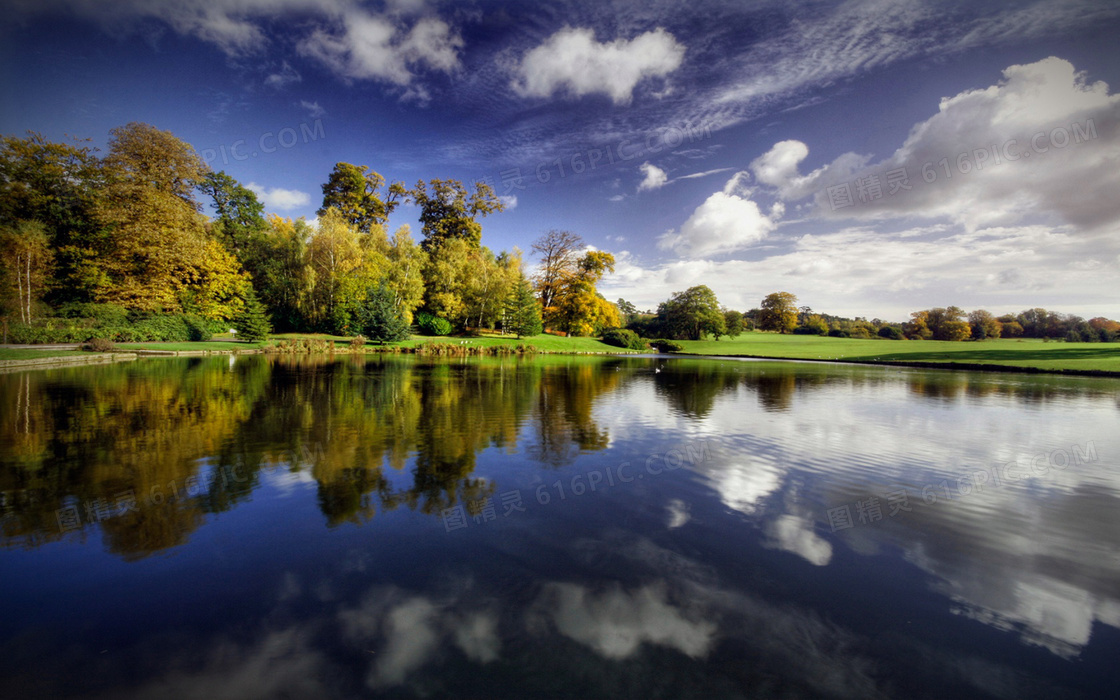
left=968, top=309, right=1002, bottom=340
left=200, top=171, right=266, bottom=252
left=795, top=314, right=829, bottom=335
left=504, top=274, right=543, bottom=339
left=356, top=284, right=410, bottom=344
left=650, top=339, right=684, bottom=352
left=601, top=328, right=647, bottom=350
left=878, top=325, right=905, bottom=340
left=233, top=290, right=272, bottom=343
left=318, top=162, right=405, bottom=234
left=408, top=178, right=504, bottom=250
left=81, top=337, right=116, bottom=352
left=532, top=230, right=584, bottom=315
left=0, top=220, right=53, bottom=322
left=546, top=248, right=618, bottom=336
left=759, top=292, right=799, bottom=333
left=723, top=309, right=744, bottom=338
left=416, top=312, right=454, bottom=336
left=655, top=285, right=725, bottom=340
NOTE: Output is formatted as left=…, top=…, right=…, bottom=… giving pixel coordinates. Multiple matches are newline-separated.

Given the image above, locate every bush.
left=184, top=314, right=212, bottom=342
left=849, top=326, right=872, bottom=339
left=878, top=326, right=905, bottom=340
left=650, top=339, right=683, bottom=353
left=350, top=335, right=367, bottom=351
left=601, top=328, right=647, bottom=350
left=828, top=328, right=850, bottom=338
left=81, top=337, right=116, bottom=352
left=416, top=312, right=453, bottom=336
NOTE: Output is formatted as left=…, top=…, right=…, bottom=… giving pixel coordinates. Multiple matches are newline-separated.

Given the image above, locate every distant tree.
left=356, top=284, right=410, bottom=344
left=318, top=162, right=405, bottom=234
left=617, top=298, right=638, bottom=324
left=233, top=288, right=272, bottom=343
left=926, top=307, right=970, bottom=341
left=552, top=251, right=619, bottom=336
left=796, top=314, right=829, bottom=335
left=723, top=308, right=744, bottom=338
left=904, top=310, right=933, bottom=340
left=968, top=309, right=1002, bottom=340
left=656, top=285, right=726, bottom=340
left=759, top=292, right=798, bottom=333
left=504, top=273, right=543, bottom=338
left=408, top=178, right=504, bottom=250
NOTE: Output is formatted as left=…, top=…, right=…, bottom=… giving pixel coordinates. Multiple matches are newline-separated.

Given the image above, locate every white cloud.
left=247, top=182, right=311, bottom=211
left=636, top=162, right=667, bottom=192
left=657, top=172, right=783, bottom=257
left=757, top=57, right=1120, bottom=232
left=264, top=60, right=301, bottom=89
left=512, top=27, right=685, bottom=104
left=498, top=194, right=518, bottom=210
left=299, top=99, right=325, bottom=118
left=298, top=10, right=462, bottom=89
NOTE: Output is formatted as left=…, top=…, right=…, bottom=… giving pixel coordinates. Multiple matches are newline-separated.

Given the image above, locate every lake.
left=1, top=354, right=1117, bottom=699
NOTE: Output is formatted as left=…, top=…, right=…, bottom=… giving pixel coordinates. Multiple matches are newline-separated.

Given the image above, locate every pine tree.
left=357, top=283, right=410, bottom=344
left=504, top=274, right=543, bottom=339
left=234, top=289, right=272, bottom=343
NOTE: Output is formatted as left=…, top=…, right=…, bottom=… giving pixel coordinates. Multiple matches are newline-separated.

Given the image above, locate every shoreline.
left=673, top=351, right=1120, bottom=378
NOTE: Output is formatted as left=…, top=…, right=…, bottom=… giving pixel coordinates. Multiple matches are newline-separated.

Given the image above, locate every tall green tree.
left=200, top=171, right=266, bottom=253
left=656, top=285, right=725, bottom=340
left=408, top=178, right=504, bottom=251
left=759, top=292, right=798, bottom=333
left=504, top=273, right=543, bottom=338
left=318, top=162, right=405, bottom=235
left=723, top=308, right=744, bottom=338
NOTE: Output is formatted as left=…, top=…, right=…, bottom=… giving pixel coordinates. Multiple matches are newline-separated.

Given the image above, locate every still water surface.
left=1, top=354, right=1118, bottom=698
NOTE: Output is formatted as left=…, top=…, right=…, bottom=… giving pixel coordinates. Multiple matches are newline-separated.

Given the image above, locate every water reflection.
left=1, top=355, right=1119, bottom=698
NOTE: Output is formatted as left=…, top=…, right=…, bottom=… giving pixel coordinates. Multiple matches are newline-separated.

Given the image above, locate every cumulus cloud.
left=636, top=162, right=667, bottom=192
left=756, top=57, right=1120, bottom=231
left=512, top=27, right=685, bottom=104
left=657, top=172, right=783, bottom=257
left=299, top=12, right=462, bottom=88
left=498, top=194, right=518, bottom=210
left=247, top=183, right=311, bottom=211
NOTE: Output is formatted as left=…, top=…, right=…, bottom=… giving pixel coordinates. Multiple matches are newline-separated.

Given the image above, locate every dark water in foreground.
left=1, top=354, right=1118, bottom=699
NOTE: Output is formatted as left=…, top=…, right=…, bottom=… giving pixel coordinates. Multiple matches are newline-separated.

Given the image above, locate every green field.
left=675, top=333, right=1120, bottom=373
left=0, top=348, right=87, bottom=361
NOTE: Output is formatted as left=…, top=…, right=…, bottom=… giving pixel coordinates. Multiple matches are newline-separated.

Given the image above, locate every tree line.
left=0, top=123, right=626, bottom=343
left=616, top=288, right=1119, bottom=344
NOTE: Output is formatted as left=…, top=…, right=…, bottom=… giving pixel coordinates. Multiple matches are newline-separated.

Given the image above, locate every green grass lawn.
left=0, top=348, right=87, bottom=361
left=675, top=333, right=1120, bottom=373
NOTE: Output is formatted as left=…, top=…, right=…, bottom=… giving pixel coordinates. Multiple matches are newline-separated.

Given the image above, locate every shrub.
left=184, top=314, right=212, bottom=342
left=416, top=312, right=453, bottom=336
left=601, top=328, right=647, bottom=350
left=650, top=339, right=683, bottom=353
left=878, top=326, right=905, bottom=340
left=828, top=328, right=850, bottom=338
left=849, top=326, right=872, bottom=339
left=350, top=335, right=367, bottom=351
left=81, top=337, right=116, bottom=352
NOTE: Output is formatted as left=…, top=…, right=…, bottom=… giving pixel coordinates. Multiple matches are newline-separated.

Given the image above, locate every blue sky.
left=3, top=0, right=1119, bottom=319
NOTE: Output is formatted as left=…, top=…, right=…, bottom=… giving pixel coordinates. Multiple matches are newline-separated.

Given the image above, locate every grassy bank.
left=674, top=333, right=1120, bottom=373
left=0, top=348, right=86, bottom=361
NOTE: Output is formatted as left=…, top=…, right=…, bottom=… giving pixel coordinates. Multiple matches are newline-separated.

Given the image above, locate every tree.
left=968, top=309, right=1002, bottom=340
left=94, top=122, right=212, bottom=311
left=656, top=285, right=726, bottom=340
left=408, top=178, right=504, bottom=250
left=759, top=292, right=798, bottom=333
left=0, top=220, right=53, bottom=323
left=926, top=307, right=970, bottom=341
left=356, top=284, right=410, bottom=344
left=552, top=251, right=618, bottom=336
left=318, top=163, right=405, bottom=234
left=798, top=314, right=829, bottom=335
left=617, top=298, right=638, bottom=325
left=382, top=225, right=427, bottom=325
left=904, top=311, right=933, bottom=339
left=723, top=309, right=744, bottom=338
left=304, top=209, right=368, bottom=333
left=200, top=171, right=266, bottom=253
left=234, top=288, right=271, bottom=343
left=531, top=230, right=583, bottom=316
left=504, top=273, right=543, bottom=338
left=245, top=215, right=312, bottom=332
left=422, top=237, right=473, bottom=327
